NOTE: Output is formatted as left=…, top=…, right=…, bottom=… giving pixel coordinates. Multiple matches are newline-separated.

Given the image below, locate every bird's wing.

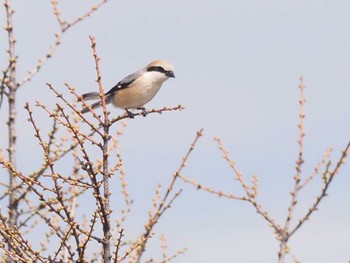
left=105, top=70, right=141, bottom=96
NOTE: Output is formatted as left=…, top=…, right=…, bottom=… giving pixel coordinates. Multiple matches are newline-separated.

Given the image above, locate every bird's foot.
left=137, top=107, right=148, bottom=117
left=125, top=109, right=135, bottom=119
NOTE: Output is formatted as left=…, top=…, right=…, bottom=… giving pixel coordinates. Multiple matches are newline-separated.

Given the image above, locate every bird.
left=80, top=60, right=175, bottom=117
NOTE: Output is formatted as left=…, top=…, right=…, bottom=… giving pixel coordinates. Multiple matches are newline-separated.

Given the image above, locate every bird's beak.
left=166, top=71, right=175, bottom=78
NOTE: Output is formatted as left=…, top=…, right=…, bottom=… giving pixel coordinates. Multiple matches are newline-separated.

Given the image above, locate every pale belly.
left=112, top=83, right=162, bottom=109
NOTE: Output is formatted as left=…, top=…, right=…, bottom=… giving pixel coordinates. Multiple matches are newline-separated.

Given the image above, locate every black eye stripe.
left=147, top=66, right=166, bottom=73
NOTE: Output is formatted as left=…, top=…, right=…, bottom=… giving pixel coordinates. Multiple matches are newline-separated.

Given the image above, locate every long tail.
left=81, top=92, right=100, bottom=101
left=80, top=92, right=112, bottom=114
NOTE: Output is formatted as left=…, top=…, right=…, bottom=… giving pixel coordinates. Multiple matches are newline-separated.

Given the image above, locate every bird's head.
left=145, top=60, right=175, bottom=83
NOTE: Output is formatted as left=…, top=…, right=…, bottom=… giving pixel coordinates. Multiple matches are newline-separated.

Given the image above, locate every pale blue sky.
left=1, top=1, right=350, bottom=262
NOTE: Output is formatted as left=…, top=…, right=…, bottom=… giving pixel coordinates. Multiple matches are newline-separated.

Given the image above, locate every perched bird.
left=81, top=60, right=175, bottom=117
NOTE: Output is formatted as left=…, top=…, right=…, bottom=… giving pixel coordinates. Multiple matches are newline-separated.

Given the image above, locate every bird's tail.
left=80, top=92, right=112, bottom=114
left=81, top=92, right=100, bottom=101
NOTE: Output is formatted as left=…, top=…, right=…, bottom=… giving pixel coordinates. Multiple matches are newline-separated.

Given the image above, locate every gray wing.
left=105, top=70, right=142, bottom=96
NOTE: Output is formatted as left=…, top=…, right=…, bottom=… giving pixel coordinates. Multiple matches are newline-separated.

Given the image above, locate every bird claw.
left=137, top=107, right=148, bottom=117
left=125, top=109, right=135, bottom=119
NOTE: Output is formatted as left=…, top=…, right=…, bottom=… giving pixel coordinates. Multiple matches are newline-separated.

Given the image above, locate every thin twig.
left=214, top=137, right=282, bottom=234
left=135, top=129, right=203, bottom=261
left=278, top=77, right=306, bottom=261
left=289, top=140, right=350, bottom=238
left=113, top=228, right=124, bottom=263
left=18, top=0, right=111, bottom=87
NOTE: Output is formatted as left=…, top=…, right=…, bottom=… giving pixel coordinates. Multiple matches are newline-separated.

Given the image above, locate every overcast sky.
left=1, top=1, right=350, bottom=262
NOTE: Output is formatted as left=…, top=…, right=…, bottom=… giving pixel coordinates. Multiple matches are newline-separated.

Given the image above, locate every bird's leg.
left=125, top=109, right=135, bottom=119
left=137, top=107, right=148, bottom=117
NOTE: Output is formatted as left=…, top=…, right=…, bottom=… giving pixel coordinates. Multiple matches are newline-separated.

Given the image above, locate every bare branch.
left=214, top=137, right=282, bottom=234
left=18, top=0, right=111, bottom=87
left=278, top=77, right=306, bottom=261
left=135, top=129, right=203, bottom=260
left=289, top=140, right=350, bottom=238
